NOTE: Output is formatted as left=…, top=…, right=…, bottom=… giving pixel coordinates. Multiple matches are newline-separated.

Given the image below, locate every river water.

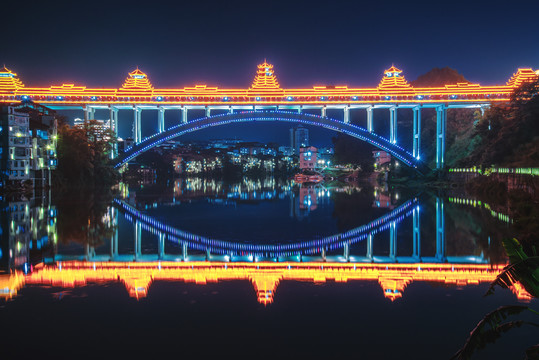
left=0, top=177, right=537, bottom=358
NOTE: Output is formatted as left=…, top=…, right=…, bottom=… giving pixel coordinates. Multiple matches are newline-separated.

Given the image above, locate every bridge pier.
left=181, top=106, right=188, bottom=124
left=343, top=241, right=350, bottom=262
left=205, top=106, right=211, bottom=118
left=158, top=107, right=165, bottom=133
left=436, top=198, right=446, bottom=262
left=182, top=242, right=188, bottom=261
left=413, top=107, right=421, bottom=159
left=343, top=106, right=350, bottom=124
left=133, top=106, right=142, bottom=144
left=390, top=106, right=397, bottom=144
left=436, top=106, right=446, bottom=169
left=84, top=106, right=95, bottom=121
left=109, top=107, right=119, bottom=158
left=367, top=106, right=373, bottom=133
left=321, top=106, right=327, bottom=117
left=389, top=221, right=397, bottom=260
left=367, top=233, right=373, bottom=261
left=158, top=232, right=165, bottom=260
left=134, top=220, right=141, bottom=261
left=413, top=206, right=420, bottom=260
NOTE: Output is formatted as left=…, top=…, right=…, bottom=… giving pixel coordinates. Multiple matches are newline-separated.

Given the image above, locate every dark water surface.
left=0, top=177, right=537, bottom=359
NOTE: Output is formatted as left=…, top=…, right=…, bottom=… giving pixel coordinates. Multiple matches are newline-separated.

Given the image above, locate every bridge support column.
left=228, top=106, right=233, bottom=114
left=205, top=106, right=211, bottom=118
left=389, top=221, right=397, bottom=260
left=182, top=242, right=188, bottom=261
left=158, top=232, right=165, bottom=260
left=343, top=106, right=350, bottom=124
left=389, top=106, right=397, bottom=144
left=413, top=107, right=421, bottom=159
left=109, top=107, right=119, bottom=158
left=436, top=197, right=446, bottom=262
left=181, top=106, right=188, bottom=124
left=436, top=106, right=446, bottom=169
left=133, top=106, right=142, bottom=144
left=343, top=241, right=350, bottom=262
left=158, top=107, right=165, bottom=133
left=84, top=106, right=95, bottom=121
left=367, top=106, right=373, bottom=133
left=134, top=220, right=142, bottom=261
left=321, top=106, right=326, bottom=117
left=413, top=206, right=420, bottom=260
left=367, top=233, right=373, bottom=261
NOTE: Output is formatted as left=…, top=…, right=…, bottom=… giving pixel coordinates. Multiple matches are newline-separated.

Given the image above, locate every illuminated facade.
left=0, top=63, right=537, bottom=169
left=0, top=261, right=529, bottom=304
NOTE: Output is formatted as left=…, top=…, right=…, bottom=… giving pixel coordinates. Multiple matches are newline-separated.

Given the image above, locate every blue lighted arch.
left=113, top=110, right=430, bottom=174
left=114, top=198, right=416, bottom=257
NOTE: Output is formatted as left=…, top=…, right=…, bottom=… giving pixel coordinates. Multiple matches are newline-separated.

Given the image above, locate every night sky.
left=3, top=0, right=538, bottom=146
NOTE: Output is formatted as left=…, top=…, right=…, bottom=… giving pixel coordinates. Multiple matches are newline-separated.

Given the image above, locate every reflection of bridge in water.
left=1, top=194, right=525, bottom=305
left=47, top=197, right=487, bottom=264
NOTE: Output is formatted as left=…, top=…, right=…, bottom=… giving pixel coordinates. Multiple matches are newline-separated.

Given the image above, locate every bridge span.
left=1, top=63, right=537, bottom=169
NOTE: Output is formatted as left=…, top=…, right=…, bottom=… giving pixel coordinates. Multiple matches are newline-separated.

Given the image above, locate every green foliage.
left=459, top=78, right=539, bottom=167
left=450, top=305, right=534, bottom=360
left=485, top=238, right=539, bottom=299
left=54, top=119, right=119, bottom=187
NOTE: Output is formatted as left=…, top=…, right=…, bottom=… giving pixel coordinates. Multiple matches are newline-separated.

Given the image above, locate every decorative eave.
left=0, top=66, right=25, bottom=92
left=377, top=66, right=414, bottom=93
left=506, top=68, right=538, bottom=88
left=118, top=68, right=154, bottom=93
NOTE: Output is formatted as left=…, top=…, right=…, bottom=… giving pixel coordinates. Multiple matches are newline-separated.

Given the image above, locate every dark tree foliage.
left=331, top=133, right=374, bottom=172
left=410, top=66, right=469, bottom=87
left=460, top=78, right=539, bottom=167
left=54, top=119, right=119, bottom=187
left=54, top=189, right=116, bottom=247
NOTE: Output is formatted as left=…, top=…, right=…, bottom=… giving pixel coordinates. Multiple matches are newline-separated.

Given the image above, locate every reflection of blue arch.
left=114, top=198, right=416, bottom=257
left=113, top=111, right=430, bottom=174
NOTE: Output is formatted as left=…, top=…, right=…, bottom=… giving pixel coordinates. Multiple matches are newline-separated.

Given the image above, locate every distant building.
left=290, top=126, right=309, bottom=155
left=278, top=146, right=293, bottom=156
left=0, top=106, right=31, bottom=186
left=299, top=146, right=317, bottom=170
left=373, top=151, right=391, bottom=171
left=0, top=105, right=57, bottom=189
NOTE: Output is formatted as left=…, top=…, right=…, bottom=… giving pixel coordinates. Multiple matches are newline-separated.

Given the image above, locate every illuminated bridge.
left=1, top=63, right=537, bottom=169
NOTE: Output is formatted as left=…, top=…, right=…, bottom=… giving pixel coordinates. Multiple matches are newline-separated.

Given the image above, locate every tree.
left=54, top=119, right=119, bottom=187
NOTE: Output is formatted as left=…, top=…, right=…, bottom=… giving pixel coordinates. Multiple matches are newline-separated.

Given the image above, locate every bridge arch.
left=114, top=198, right=416, bottom=257
left=113, top=110, right=430, bottom=173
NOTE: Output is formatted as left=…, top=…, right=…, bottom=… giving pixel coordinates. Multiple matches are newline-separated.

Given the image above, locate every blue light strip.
left=114, top=111, right=427, bottom=172
left=114, top=197, right=417, bottom=257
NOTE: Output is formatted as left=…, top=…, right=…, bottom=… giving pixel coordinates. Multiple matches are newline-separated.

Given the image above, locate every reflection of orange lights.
left=1, top=261, right=530, bottom=304
left=1, top=63, right=537, bottom=106
left=509, top=282, right=533, bottom=302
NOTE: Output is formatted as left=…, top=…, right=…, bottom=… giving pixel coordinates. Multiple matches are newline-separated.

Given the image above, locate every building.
left=0, top=105, right=57, bottom=190
left=278, top=146, right=293, bottom=156
left=74, top=117, right=112, bottom=141
left=289, top=126, right=309, bottom=155
left=0, top=106, right=32, bottom=187
left=299, top=146, right=317, bottom=170
left=373, top=151, right=391, bottom=171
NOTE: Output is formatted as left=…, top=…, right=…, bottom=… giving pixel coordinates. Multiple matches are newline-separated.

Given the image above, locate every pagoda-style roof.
left=119, top=67, right=153, bottom=92
left=249, top=61, right=282, bottom=91
left=506, top=68, right=538, bottom=88
left=377, top=66, right=413, bottom=92
left=0, top=66, right=24, bottom=91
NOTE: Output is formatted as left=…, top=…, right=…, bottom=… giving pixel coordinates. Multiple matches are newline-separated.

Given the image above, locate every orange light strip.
left=0, top=63, right=536, bottom=106
left=0, top=261, right=529, bottom=305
